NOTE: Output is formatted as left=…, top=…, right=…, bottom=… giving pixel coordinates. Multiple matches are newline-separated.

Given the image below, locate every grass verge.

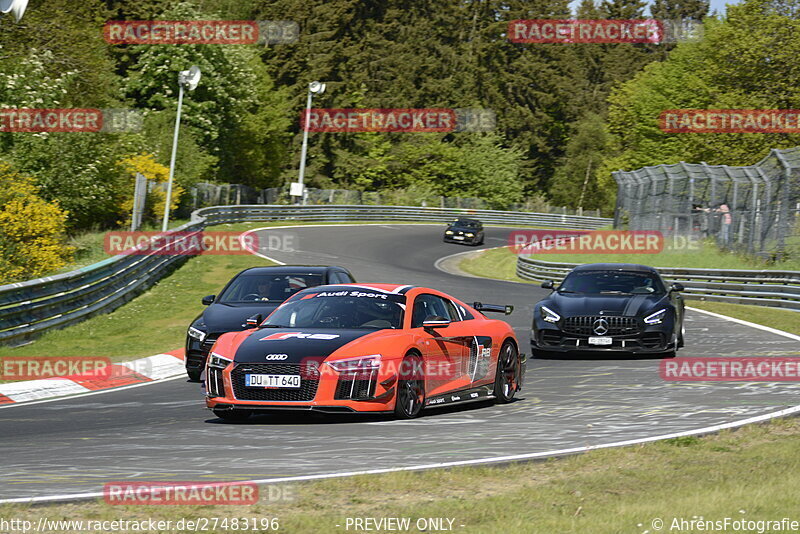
left=2, top=416, right=800, bottom=533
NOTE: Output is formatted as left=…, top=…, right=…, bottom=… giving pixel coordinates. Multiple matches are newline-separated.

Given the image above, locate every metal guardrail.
left=0, top=205, right=611, bottom=346
left=516, top=256, right=800, bottom=311
left=194, top=204, right=611, bottom=229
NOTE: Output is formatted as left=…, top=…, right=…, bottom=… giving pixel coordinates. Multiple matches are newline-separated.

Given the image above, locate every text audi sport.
left=205, top=283, right=525, bottom=420
left=531, top=263, right=685, bottom=356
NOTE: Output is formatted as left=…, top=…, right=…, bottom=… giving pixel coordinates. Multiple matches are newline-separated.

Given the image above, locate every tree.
left=123, top=2, right=291, bottom=187
left=549, top=113, right=609, bottom=210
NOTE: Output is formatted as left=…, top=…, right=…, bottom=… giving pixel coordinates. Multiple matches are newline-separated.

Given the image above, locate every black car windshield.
left=451, top=219, right=480, bottom=228
left=218, top=274, right=325, bottom=303
left=263, top=292, right=405, bottom=329
left=558, top=270, right=665, bottom=295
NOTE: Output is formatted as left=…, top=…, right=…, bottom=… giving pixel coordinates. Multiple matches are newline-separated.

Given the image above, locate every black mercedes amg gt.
left=185, top=265, right=355, bottom=381
left=531, top=263, right=685, bottom=357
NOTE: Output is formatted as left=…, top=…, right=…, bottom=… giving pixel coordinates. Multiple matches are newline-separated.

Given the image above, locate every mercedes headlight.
left=644, top=309, right=667, bottom=325
left=188, top=325, right=207, bottom=342
left=541, top=306, right=561, bottom=323
left=465, top=233, right=475, bottom=237
left=445, top=230, right=454, bottom=235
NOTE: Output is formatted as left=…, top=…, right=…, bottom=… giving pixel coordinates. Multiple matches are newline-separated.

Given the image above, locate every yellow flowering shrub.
left=0, top=163, right=74, bottom=283
left=116, top=153, right=184, bottom=227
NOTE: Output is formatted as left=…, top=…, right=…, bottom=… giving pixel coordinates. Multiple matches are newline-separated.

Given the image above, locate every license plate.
left=245, top=374, right=301, bottom=388
left=453, top=236, right=464, bottom=240
left=588, top=337, right=612, bottom=346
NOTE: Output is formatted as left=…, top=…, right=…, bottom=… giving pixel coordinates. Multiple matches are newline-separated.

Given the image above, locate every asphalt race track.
left=2, top=224, right=799, bottom=500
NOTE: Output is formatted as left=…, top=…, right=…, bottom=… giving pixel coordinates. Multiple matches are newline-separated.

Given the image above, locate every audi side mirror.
left=541, top=280, right=554, bottom=290
left=422, top=316, right=450, bottom=329
left=671, top=282, right=685, bottom=292
left=202, top=295, right=215, bottom=306
left=244, top=314, right=263, bottom=328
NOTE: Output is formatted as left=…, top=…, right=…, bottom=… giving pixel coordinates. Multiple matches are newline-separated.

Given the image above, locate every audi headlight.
left=326, top=355, right=382, bottom=372
left=445, top=230, right=454, bottom=235
left=208, top=352, right=233, bottom=369
left=541, top=306, right=561, bottom=323
left=188, top=325, right=207, bottom=342
left=644, top=309, right=667, bottom=325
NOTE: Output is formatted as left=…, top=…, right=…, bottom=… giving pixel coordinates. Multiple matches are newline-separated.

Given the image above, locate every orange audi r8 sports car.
left=204, top=283, right=525, bottom=420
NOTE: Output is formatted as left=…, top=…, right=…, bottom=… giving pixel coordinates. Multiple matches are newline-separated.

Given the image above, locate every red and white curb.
left=0, top=349, right=185, bottom=405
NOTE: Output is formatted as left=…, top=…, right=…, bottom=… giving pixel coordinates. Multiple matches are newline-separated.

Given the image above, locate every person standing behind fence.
left=703, top=203, right=732, bottom=244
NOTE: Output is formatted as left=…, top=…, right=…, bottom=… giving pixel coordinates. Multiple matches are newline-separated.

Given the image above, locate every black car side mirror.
left=422, top=315, right=450, bottom=329
left=541, top=280, right=554, bottom=290
left=244, top=314, right=263, bottom=328
left=670, top=282, right=685, bottom=292
left=202, top=295, right=215, bottom=306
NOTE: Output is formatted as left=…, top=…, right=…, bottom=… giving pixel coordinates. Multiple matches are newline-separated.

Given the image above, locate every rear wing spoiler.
left=472, top=302, right=513, bottom=315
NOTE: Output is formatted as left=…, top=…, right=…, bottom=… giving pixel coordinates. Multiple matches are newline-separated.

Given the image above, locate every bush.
left=0, top=163, right=73, bottom=282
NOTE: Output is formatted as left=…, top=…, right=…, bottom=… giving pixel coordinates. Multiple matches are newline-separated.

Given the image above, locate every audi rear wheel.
left=494, top=341, right=519, bottom=404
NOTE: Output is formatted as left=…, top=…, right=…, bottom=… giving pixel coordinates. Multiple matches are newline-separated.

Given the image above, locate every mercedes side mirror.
left=201, top=295, right=215, bottom=306
left=541, top=280, right=554, bottom=290
left=422, top=316, right=451, bottom=329
left=671, top=282, right=685, bottom=292
left=244, top=314, right=263, bottom=328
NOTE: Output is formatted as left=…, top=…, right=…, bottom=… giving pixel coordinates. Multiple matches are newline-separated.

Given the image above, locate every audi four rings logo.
left=593, top=318, right=609, bottom=336
left=265, top=354, right=289, bottom=360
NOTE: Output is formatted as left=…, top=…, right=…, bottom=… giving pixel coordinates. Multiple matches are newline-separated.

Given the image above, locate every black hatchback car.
left=531, top=263, right=685, bottom=357
left=185, top=265, right=356, bottom=380
left=443, top=217, right=484, bottom=245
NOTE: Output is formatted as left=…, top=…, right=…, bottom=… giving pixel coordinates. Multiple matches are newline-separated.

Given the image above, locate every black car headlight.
left=644, top=308, right=667, bottom=325
left=541, top=305, right=561, bottom=323
left=465, top=232, right=475, bottom=238
left=445, top=230, right=454, bottom=235
left=188, top=324, right=207, bottom=342
left=208, top=352, right=233, bottom=369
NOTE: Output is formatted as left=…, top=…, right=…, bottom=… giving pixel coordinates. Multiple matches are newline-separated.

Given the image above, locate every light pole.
left=0, top=0, right=28, bottom=21
left=295, top=81, right=326, bottom=206
left=162, top=65, right=201, bottom=232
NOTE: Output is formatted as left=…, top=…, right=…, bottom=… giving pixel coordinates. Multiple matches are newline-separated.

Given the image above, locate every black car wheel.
left=395, top=353, right=425, bottom=419
left=213, top=409, right=251, bottom=422
left=678, top=321, right=685, bottom=348
left=494, top=341, right=518, bottom=403
left=187, top=367, right=203, bottom=382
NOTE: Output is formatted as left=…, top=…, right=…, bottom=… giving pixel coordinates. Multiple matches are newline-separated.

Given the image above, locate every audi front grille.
left=231, top=363, right=319, bottom=402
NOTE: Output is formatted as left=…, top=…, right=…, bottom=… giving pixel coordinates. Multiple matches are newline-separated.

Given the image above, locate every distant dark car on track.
left=531, top=263, right=685, bottom=357
left=204, top=283, right=524, bottom=421
left=443, top=217, right=484, bottom=245
left=185, top=265, right=356, bottom=381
